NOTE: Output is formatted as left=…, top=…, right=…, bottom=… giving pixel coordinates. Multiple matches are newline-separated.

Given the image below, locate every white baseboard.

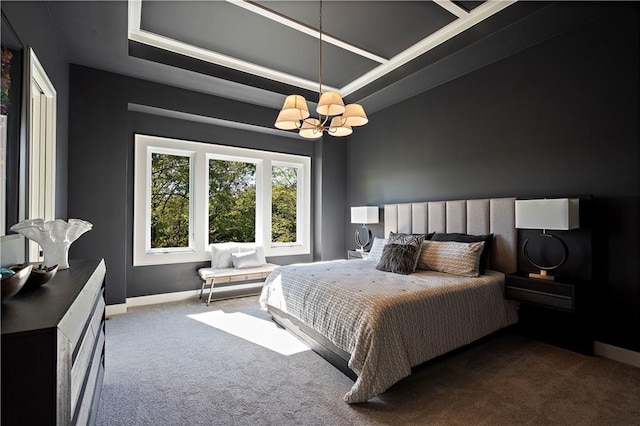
left=126, top=289, right=202, bottom=308
left=106, top=303, right=127, bottom=317
left=595, top=341, right=640, bottom=369
left=105, top=282, right=264, bottom=316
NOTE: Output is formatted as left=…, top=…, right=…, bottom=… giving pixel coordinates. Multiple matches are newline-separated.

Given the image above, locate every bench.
left=198, top=263, right=279, bottom=306
left=197, top=242, right=278, bottom=305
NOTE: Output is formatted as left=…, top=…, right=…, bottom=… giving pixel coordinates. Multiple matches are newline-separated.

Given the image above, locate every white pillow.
left=417, top=240, right=485, bottom=277
left=231, top=247, right=267, bottom=269
left=210, top=243, right=257, bottom=268
left=367, top=237, right=388, bottom=263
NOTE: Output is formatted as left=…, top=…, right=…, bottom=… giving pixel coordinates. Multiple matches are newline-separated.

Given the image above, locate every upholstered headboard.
left=384, top=197, right=517, bottom=274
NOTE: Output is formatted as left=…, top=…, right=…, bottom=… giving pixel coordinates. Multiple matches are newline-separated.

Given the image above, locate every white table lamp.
left=515, top=198, right=579, bottom=280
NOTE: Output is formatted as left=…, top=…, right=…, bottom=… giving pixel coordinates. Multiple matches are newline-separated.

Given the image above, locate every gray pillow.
left=376, top=244, right=419, bottom=275
left=388, top=232, right=426, bottom=272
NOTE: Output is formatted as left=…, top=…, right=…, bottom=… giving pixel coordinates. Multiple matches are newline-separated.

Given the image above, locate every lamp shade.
left=351, top=206, right=379, bottom=224
left=299, top=118, right=322, bottom=139
left=281, top=95, right=310, bottom=119
left=329, top=117, right=353, bottom=137
left=342, top=104, right=368, bottom=127
left=317, top=91, right=346, bottom=116
left=275, top=109, right=302, bottom=130
left=515, top=198, right=579, bottom=230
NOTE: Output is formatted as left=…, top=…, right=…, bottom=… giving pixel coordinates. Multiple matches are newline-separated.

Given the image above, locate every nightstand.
left=505, top=273, right=575, bottom=313
left=347, top=250, right=369, bottom=260
left=505, top=272, right=593, bottom=355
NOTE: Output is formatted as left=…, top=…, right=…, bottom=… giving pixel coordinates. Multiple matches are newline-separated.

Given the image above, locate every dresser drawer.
left=73, top=329, right=105, bottom=425
left=71, top=295, right=105, bottom=414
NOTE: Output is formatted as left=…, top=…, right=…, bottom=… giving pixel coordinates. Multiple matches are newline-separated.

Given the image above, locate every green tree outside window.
left=150, top=153, right=190, bottom=248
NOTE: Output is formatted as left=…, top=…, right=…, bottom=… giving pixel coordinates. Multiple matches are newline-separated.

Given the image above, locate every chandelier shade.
left=342, top=104, right=369, bottom=127
left=280, top=94, right=310, bottom=118
left=274, top=0, right=368, bottom=139
left=329, top=117, right=352, bottom=136
left=317, top=91, right=346, bottom=116
left=299, top=118, right=323, bottom=139
left=275, top=109, right=304, bottom=130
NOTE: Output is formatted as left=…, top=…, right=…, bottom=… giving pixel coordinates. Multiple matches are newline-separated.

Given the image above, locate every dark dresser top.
left=1, top=259, right=105, bottom=335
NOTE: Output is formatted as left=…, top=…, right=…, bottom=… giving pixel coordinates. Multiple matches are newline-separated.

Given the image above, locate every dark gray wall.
left=1, top=2, right=69, bottom=220
left=313, top=136, right=347, bottom=261
left=347, top=5, right=639, bottom=352
left=69, top=65, right=347, bottom=304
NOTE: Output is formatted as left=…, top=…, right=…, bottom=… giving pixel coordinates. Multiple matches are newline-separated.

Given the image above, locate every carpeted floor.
left=97, top=296, right=640, bottom=425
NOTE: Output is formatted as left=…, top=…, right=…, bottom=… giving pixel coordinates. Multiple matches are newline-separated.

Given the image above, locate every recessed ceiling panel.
left=131, top=0, right=517, bottom=96
left=140, top=0, right=378, bottom=88
left=453, top=1, right=486, bottom=13
left=255, top=1, right=458, bottom=59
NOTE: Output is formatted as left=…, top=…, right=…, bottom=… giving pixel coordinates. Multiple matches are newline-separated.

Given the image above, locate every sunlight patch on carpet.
left=187, top=311, right=310, bottom=356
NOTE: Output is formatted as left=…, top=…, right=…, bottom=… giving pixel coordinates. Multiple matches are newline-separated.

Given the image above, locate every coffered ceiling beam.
left=225, top=0, right=388, bottom=64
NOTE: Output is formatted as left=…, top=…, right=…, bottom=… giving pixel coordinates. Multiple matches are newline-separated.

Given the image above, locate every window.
left=271, top=164, right=298, bottom=245
left=150, top=152, right=192, bottom=250
left=208, top=158, right=256, bottom=244
left=133, top=134, right=311, bottom=266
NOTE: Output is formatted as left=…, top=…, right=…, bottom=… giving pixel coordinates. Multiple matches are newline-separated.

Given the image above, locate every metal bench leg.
left=206, top=279, right=215, bottom=306
left=199, top=280, right=205, bottom=300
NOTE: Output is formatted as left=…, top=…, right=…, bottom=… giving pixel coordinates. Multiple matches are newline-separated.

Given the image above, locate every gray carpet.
left=97, top=296, right=640, bottom=425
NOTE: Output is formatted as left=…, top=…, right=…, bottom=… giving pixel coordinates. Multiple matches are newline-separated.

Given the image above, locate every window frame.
left=133, top=134, right=311, bottom=266
left=147, top=147, right=195, bottom=254
left=270, top=161, right=303, bottom=247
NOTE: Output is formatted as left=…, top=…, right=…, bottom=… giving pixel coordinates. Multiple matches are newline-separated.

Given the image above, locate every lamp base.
left=355, top=225, right=371, bottom=252
left=529, top=270, right=555, bottom=281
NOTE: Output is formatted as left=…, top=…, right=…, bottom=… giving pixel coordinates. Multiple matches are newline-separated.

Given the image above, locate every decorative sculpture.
left=10, top=219, right=93, bottom=270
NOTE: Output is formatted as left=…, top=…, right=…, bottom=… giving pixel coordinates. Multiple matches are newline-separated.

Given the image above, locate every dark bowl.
left=1, top=264, right=33, bottom=302
left=23, top=264, right=59, bottom=290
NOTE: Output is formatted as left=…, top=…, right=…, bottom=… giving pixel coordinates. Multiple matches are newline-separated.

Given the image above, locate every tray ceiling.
left=129, top=0, right=515, bottom=97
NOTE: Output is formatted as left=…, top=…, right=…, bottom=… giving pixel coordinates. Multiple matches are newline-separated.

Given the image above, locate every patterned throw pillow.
left=367, top=237, right=388, bottom=262
left=417, top=240, right=485, bottom=277
left=388, top=232, right=426, bottom=272
left=431, top=233, right=493, bottom=273
left=375, top=244, right=419, bottom=275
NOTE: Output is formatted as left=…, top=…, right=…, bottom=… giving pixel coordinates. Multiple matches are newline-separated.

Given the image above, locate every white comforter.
left=259, top=259, right=518, bottom=403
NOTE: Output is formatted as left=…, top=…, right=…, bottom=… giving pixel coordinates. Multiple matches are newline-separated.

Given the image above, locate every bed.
left=259, top=197, right=519, bottom=403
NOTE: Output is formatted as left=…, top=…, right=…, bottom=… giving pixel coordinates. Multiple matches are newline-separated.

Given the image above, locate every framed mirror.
left=1, top=11, right=25, bottom=237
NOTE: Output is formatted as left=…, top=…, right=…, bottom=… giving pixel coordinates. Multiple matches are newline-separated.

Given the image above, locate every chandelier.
left=274, top=1, right=368, bottom=139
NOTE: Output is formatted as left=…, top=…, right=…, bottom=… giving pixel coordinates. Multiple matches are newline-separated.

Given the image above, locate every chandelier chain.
left=318, top=0, right=323, bottom=98
left=274, top=0, right=367, bottom=138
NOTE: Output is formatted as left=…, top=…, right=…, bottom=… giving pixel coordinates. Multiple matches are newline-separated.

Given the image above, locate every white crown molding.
left=128, top=29, right=338, bottom=94
left=226, top=0, right=388, bottom=64
left=127, top=0, right=516, bottom=96
left=128, top=103, right=304, bottom=140
left=434, top=0, right=470, bottom=19
left=341, top=0, right=516, bottom=96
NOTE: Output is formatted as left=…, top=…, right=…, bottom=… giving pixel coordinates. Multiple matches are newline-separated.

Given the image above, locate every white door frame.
left=27, top=48, right=56, bottom=262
